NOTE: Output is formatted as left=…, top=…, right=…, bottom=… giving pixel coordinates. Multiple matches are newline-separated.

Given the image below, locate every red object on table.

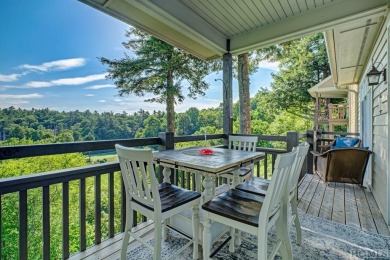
left=199, top=148, right=214, bottom=155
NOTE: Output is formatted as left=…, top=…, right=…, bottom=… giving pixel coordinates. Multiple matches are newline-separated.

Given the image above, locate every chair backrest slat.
left=228, top=135, right=258, bottom=152
left=289, top=142, right=310, bottom=194
left=116, top=145, right=160, bottom=210
left=259, top=149, right=297, bottom=222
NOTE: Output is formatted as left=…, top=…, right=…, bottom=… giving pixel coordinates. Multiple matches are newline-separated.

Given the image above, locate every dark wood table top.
left=153, top=147, right=265, bottom=175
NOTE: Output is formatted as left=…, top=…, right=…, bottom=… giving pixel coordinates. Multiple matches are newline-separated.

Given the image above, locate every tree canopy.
left=257, top=33, right=330, bottom=118
left=100, top=28, right=217, bottom=132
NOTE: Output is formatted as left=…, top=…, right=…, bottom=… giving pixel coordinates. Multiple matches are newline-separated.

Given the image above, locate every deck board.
left=332, top=183, right=345, bottom=224
left=297, top=174, right=320, bottom=213
left=306, top=176, right=325, bottom=217
left=354, top=185, right=377, bottom=233
left=344, top=183, right=361, bottom=229
left=364, top=189, right=390, bottom=236
left=71, top=174, right=389, bottom=260
left=318, top=182, right=335, bottom=220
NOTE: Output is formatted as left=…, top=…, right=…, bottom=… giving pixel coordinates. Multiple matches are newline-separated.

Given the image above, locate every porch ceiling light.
left=366, top=65, right=386, bottom=86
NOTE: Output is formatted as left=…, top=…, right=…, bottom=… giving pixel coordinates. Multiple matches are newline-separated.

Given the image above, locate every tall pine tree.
left=100, top=28, right=216, bottom=132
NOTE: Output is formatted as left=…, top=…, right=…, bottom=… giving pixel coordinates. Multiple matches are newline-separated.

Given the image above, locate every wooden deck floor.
left=297, top=173, right=390, bottom=236
left=71, top=174, right=390, bottom=259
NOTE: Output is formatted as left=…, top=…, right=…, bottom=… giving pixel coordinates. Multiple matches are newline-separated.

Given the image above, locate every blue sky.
left=0, top=0, right=278, bottom=114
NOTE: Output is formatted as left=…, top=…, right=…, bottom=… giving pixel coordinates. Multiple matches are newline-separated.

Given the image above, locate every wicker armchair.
left=312, top=148, right=372, bottom=185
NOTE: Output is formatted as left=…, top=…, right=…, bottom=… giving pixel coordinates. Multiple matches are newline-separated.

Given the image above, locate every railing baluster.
left=174, top=169, right=178, bottom=186
left=108, top=172, right=115, bottom=238
left=181, top=170, right=185, bottom=188
left=19, top=190, right=28, bottom=260
left=42, top=186, right=50, bottom=260
left=95, top=175, right=101, bottom=244
left=186, top=172, right=191, bottom=190
left=62, top=182, right=69, bottom=259
left=272, top=154, right=276, bottom=173
left=192, top=174, right=196, bottom=191
left=264, top=153, right=268, bottom=179
left=79, top=178, right=86, bottom=251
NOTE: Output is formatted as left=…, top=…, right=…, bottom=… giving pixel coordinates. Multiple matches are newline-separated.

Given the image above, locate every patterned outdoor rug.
left=126, top=213, right=390, bottom=259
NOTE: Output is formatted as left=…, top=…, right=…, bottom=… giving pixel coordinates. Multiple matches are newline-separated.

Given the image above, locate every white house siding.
left=360, top=17, right=389, bottom=223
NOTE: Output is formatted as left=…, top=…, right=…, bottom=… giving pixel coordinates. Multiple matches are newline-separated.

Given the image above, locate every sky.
left=0, top=0, right=279, bottom=114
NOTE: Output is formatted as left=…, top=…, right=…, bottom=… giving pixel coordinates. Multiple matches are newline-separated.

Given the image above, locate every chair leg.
left=192, top=206, right=199, bottom=259
left=276, top=213, right=292, bottom=260
left=162, top=219, right=168, bottom=241
left=235, top=230, right=242, bottom=246
left=202, top=218, right=212, bottom=260
left=257, top=227, right=268, bottom=260
left=121, top=205, right=133, bottom=260
left=229, top=227, right=235, bottom=253
left=291, top=193, right=302, bottom=245
left=153, top=219, right=162, bottom=260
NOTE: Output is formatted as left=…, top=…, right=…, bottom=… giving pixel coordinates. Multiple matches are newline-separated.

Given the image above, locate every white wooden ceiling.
left=79, top=0, right=387, bottom=60
left=325, top=14, right=384, bottom=87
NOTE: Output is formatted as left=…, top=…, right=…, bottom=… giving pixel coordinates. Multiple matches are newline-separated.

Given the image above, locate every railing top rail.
left=0, top=162, right=120, bottom=195
left=174, top=133, right=288, bottom=143
left=317, top=131, right=360, bottom=136
left=174, top=134, right=225, bottom=143
left=0, top=137, right=161, bottom=160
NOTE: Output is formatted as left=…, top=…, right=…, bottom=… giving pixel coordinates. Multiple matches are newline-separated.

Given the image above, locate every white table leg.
left=232, top=168, right=240, bottom=188
left=163, top=167, right=171, bottom=184
left=195, top=174, right=201, bottom=192
left=203, top=176, right=214, bottom=203
left=232, top=168, right=242, bottom=245
left=162, top=167, right=171, bottom=240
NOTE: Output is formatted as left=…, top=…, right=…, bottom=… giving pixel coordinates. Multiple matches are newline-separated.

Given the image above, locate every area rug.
left=126, top=213, right=390, bottom=259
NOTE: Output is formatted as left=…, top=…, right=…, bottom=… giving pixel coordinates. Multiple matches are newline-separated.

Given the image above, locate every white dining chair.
left=115, top=144, right=201, bottom=260
left=236, top=142, right=310, bottom=245
left=202, top=149, right=297, bottom=260
left=219, top=135, right=259, bottom=187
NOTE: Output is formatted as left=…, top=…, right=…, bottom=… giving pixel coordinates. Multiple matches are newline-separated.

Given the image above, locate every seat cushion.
left=235, top=177, right=269, bottom=196
left=335, top=137, right=359, bottom=148
left=202, top=189, right=264, bottom=227
left=133, top=183, right=201, bottom=213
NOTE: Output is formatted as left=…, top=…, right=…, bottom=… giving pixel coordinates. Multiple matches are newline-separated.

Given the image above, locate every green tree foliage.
left=100, top=28, right=217, bottom=132
left=257, top=33, right=330, bottom=118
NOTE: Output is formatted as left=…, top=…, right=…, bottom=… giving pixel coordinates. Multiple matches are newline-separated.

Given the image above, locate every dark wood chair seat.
left=133, top=183, right=201, bottom=213
left=202, top=189, right=264, bottom=227
left=236, top=177, right=269, bottom=196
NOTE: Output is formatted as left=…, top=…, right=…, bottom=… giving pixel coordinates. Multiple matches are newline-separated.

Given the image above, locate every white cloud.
left=0, top=93, right=43, bottom=108
left=51, top=73, right=107, bottom=85
left=24, top=81, right=53, bottom=88
left=23, top=73, right=108, bottom=88
left=0, top=73, right=22, bottom=82
left=86, top=94, right=95, bottom=97
left=19, top=58, right=86, bottom=72
left=99, top=99, right=106, bottom=103
left=85, top=84, right=115, bottom=90
left=0, top=93, right=43, bottom=99
left=258, top=60, right=279, bottom=71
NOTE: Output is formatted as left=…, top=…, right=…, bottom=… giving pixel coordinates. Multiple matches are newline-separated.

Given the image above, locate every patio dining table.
left=153, top=146, right=265, bottom=243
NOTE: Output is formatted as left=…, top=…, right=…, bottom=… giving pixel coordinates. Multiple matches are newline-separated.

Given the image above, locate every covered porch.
left=1, top=0, right=389, bottom=259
